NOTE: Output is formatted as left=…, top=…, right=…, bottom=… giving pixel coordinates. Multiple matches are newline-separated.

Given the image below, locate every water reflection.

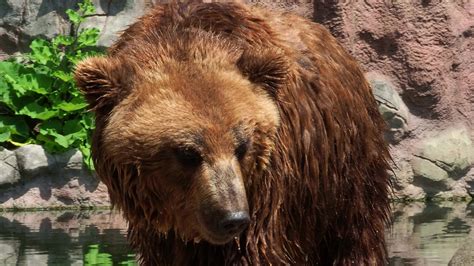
left=0, top=210, right=133, bottom=265
left=388, top=202, right=473, bottom=265
left=0, top=202, right=472, bottom=265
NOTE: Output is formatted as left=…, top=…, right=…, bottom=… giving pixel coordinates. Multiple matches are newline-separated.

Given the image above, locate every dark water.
left=0, top=202, right=473, bottom=265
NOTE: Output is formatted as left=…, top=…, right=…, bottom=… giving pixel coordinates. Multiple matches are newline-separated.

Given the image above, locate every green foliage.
left=84, top=244, right=137, bottom=266
left=0, top=0, right=101, bottom=169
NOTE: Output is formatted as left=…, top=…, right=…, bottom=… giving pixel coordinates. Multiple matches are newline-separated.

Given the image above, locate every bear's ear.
left=237, top=48, right=289, bottom=98
left=74, top=57, right=130, bottom=112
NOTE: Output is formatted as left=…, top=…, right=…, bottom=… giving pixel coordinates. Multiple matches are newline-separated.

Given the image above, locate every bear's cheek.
left=140, top=162, right=200, bottom=216
left=134, top=165, right=201, bottom=235
left=138, top=168, right=215, bottom=242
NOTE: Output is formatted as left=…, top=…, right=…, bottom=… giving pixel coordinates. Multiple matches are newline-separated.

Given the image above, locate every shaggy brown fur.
left=75, top=1, right=391, bottom=265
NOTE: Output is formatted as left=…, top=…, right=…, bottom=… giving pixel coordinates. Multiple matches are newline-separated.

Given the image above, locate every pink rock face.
left=312, top=1, right=474, bottom=200
left=0, top=175, right=111, bottom=209
left=314, top=1, right=473, bottom=120
left=248, top=0, right=314, bottom=18
left=0, top=146, right=111, bottom=209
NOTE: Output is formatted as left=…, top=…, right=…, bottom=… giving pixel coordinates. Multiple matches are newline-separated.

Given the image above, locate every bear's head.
left=75, top=31, right=288, bottom=244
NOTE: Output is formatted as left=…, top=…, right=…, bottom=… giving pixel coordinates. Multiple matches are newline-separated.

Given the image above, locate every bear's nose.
left=218, top=211, right=250, bottom=236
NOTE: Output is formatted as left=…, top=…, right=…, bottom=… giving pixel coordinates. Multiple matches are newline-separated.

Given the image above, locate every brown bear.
left=75, top=1, right=391, bottom=265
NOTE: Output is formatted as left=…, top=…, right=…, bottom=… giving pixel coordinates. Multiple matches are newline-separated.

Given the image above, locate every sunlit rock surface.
left=0, top=145, right=109, bottom=209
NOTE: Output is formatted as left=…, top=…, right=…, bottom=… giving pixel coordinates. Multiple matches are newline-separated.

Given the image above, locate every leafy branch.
left=0, top=0, right=102, bottom=170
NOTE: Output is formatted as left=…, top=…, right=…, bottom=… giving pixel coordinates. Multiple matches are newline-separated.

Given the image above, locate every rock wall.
left=312, top=1, right=474, bottom=200
left=0, top=0, right=473, bottom=208
left=0, top=145, right=110, bottom=209
left=0, top=0, right=160, bottom=59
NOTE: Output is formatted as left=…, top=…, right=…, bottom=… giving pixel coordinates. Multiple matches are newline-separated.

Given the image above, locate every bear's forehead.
left=102, top=59, right=280, bottom=156
left=104, top=94, right=256, bottom=157
left=108, top=70, right=261, bottom=128
left=127, top=64, right=265, bottom=123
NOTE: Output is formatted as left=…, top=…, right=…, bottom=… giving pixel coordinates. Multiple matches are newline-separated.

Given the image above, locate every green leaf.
left=118, top=254, right=138, bottom=265
left=53, top=35, right=74, bottom=47
left=17, top=73, right=52, bottom=95
left=77, top=28, right=100, bottom=48
left=38, top=119, right=72, bottom=150
left=0, top=115, right=30, bottom=137
left=0, top=79, right=7, bottom=94
left=53, top=133, right=69, bottom=148
left=79, top=0, right=96, bottom=16
left=0, top=90, right=29, bottom=112
left=66, top=9, right=83, bottom=25
left=18, top=102, right=59, bottom=120
left=11, top=82, right=28, bottom=95
left=39, top=119, right=62, bottom=132
left=79, top=143, right=91, bottom=156
left=65, top=119, right=88, bottom=142
left=13, top=96, right=36, bottom=114
left=52, top=70, right=73, bottom=82
left=37, top=133, right=64, bottom=152
left=3, top=74, right=17, bottom=85
left=30, top=39, right=56, bottom=65
left=58, top=136, right=71, bottom=148
left=0, top=130, right=11, bottom=142
left=0, top=61, right=22, bottom=80
left=81, top=113, right=95, bottom=130
left=86, top=251, right=111, bottom=265
left=63, top=119, right=82, bottom=135
left=57, top=98, right=88, bottom=112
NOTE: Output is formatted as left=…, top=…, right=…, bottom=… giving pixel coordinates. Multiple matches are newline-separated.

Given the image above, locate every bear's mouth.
left=197, top=227, right=241, bottom=245
left=195, top=211, right=250, bottom=245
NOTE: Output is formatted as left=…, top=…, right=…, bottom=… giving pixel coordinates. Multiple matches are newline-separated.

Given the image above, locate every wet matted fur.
left=75, top=1, right=391, bottom=265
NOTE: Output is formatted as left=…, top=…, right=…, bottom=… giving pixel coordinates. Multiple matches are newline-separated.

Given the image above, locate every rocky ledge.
left=369, top=73, right=474, bottom=201
left=0, top=145, right=109, bottom=209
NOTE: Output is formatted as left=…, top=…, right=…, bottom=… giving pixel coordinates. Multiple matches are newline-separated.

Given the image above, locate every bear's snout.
left=196, top=159, right=250, bottom=244
left=198, top=208, right=250, bottom=244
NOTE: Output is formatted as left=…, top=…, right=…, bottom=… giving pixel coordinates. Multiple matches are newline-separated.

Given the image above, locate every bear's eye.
left=175, top=147, right=203, bottom=167
left=235, top=140, right=249, bottom=160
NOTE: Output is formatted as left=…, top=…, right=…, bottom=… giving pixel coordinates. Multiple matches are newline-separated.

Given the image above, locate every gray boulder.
left=0, top=145, right=110, bottom=209
left=411, top=126, right=474, bottom=198
left=0, top=0, right=151, bottom=55
left=0, top=147, right=20, bottom=185
left=52, top=148, right=84, bottom=170
left=0, top=1, right=80, bottom=54
left=413, top=126, right=473, bottom=180
left=15, top=144, right=52, bottom=179
left=81, top=0, right=151, bottom=48
left=367, top=72, right=409, bottom=143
